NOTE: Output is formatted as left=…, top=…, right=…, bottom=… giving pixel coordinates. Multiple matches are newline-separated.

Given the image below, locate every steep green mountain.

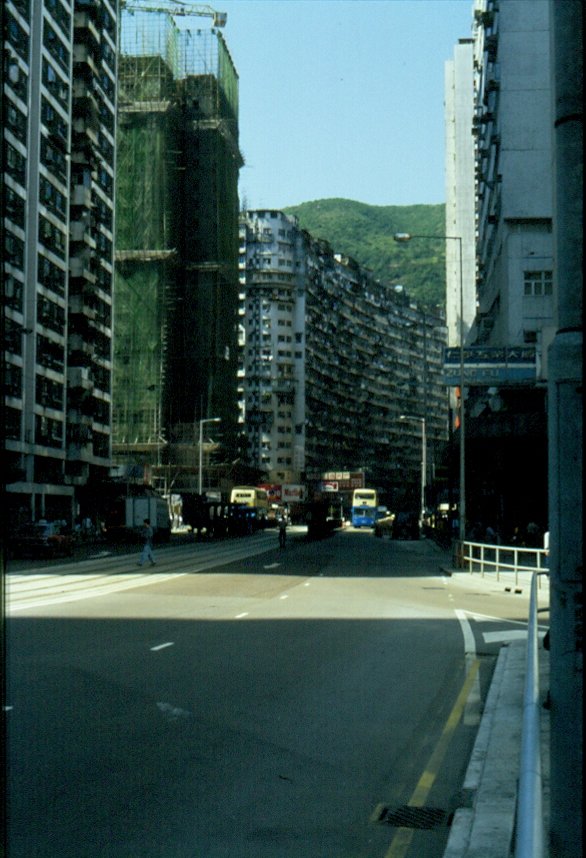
left=283, top=198, right=446, bottom=311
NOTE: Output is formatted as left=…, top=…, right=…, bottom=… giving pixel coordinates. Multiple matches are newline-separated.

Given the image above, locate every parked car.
left=374, top=514, right=395, bottom=538
left=393, top=511, right=420, bottom=540
left=12, top=521, right=75, bottom=558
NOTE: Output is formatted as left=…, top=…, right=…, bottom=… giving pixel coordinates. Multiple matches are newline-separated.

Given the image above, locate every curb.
left=443, top=642, right=524, bottom=857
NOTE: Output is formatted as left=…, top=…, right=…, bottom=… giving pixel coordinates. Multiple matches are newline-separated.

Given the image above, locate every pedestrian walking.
left=278, top=515, right=287, bottom=549
left=137, top=518, right=156, bottom=566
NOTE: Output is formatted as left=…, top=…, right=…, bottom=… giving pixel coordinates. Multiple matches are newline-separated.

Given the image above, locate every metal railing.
left=457, top=540, right=549, bottom=588
left=450, top=541, right=549, bottom=856
left=515, top=571, right=546, bottom=858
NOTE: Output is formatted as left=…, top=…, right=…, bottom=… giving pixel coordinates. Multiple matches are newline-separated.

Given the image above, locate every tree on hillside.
left=283, top=199, right=446, bottom=311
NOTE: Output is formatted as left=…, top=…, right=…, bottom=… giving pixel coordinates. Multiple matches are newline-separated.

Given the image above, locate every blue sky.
left=208, top=0, right=474, bottom=209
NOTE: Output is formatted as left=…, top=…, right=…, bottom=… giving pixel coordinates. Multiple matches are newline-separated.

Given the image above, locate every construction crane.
left=120, top=0, right=227, bottom=28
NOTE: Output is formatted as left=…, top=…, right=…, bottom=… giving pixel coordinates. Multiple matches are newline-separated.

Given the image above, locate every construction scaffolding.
left=118, top=8, right=238, bottom=116
left=113, top=5, right=242, bottom=490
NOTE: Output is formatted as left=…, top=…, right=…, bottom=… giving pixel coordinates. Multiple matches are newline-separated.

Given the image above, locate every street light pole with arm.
left=393, top=232, right=466, bottom=542
left=198, top=417, right=221, bottom=496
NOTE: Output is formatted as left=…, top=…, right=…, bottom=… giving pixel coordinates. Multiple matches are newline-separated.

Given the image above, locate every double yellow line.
left=378, top=658, right=481, bottom=858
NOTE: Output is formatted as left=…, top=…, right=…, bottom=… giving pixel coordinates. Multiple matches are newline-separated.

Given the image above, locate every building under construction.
left=113, top=5, right=242, bottom=493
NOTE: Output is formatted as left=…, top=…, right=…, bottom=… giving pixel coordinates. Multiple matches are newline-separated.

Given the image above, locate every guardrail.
left=456, top=540, right=549, bottom=588
left=515, top=571, right=546, bottom=858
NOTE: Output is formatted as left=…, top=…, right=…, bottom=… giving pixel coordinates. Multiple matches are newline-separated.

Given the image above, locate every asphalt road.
left=5, top=528, right=538, bottom=858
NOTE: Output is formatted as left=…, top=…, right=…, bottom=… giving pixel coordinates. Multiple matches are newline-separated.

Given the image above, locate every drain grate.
left=377, top=805, right=449, bottom=830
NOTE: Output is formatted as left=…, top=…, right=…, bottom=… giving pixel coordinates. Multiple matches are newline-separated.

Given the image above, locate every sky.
left=207, top=0, right=475, bottom=209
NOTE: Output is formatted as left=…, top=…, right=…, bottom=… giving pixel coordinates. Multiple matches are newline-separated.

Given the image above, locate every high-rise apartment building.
left=239, top=211, right=448, bottom=510
left=444, top=36, right=477, bottom=348
left=113, top=9, right=242, bottom=493
left=446, top=0, right=554, bottom=534
left=3, top=0, right=118, bottom=529
left=472, top=0, right=554, bottom=353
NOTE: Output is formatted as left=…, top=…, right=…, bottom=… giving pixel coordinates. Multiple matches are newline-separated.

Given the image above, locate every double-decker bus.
left=229, top=486, right=269, bottom=528
left=351, top=488, right=378, bottom=527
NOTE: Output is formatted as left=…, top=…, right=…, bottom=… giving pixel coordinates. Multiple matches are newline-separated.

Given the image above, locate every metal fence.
left=457, top=540, right=549, bottom=588
left=515, top=571, right=547, bottom=858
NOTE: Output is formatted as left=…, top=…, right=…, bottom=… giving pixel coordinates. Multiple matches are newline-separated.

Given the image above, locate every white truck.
left=125, top=495, right=171, bottom=541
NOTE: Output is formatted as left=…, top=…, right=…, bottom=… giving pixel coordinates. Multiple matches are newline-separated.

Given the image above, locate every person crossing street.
left=137, top=518, right=156, bottom=566
left=278, top=514, right=287, bottom=549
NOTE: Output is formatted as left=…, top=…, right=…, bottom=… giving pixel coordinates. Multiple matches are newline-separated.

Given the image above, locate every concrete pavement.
left=442, top=568, right=550, bottom=858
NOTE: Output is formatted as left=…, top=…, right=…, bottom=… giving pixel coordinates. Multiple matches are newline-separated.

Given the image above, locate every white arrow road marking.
left=455, top=609, right=482, bottom=726
left=483, top=629, right=546, bottom=644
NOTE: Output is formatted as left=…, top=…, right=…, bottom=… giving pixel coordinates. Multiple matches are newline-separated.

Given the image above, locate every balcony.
left=70, top=219, right=97, bottom=248
left=74, top=11, right=101, bottom=48
left=72, top=115, right=99, bottom=146
left=69, top=293, right=97, bottom=322
left=67, top=365, right=93, bottom=391
left=73, top=43, right=99, bottom=77
left=72, top=184, right=93, bottom=209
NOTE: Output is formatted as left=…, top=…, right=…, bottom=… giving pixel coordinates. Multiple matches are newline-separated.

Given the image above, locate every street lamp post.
left=399, top=414, right=426, bottom=528
left=393, top=232, right=466, bottom=543
left=198, top=417, right=221, bottom=496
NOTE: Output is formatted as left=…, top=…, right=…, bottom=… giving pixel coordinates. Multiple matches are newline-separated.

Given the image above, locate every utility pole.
left=547, top=2, right=583, bottom=855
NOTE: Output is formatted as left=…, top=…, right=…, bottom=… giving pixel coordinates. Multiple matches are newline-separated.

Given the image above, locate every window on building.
left=4, top=363, right=23, bottom=398
left=5, top=141, right=26, bottom=185
left=6, top=102, right=27, bottom=143
left=4, top=275, right=24, bottom=312
left=7, top=11, right=29, bottom=61
left=4, top=406, right=21, bottom=440
left=43, top=22, right=69, bottom=74
left=5, top=230, right=25, bottom=269
left=523, top=271, right=553, bottom=297
left=5, top=186, right=25, bottom=227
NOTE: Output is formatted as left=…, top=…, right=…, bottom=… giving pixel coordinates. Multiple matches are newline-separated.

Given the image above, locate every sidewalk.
left=442, top=569, right=550, bottom=858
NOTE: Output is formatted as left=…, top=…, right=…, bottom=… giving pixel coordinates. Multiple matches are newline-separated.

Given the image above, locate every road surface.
left=5, top=527, right=543, bottom=857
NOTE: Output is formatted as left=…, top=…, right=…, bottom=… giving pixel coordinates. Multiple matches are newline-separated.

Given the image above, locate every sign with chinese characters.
left=443, top=345, right=536, bottom=386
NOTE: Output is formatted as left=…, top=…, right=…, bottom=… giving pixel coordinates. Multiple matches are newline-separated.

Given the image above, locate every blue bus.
left=351, top=488, right=378, bottom=527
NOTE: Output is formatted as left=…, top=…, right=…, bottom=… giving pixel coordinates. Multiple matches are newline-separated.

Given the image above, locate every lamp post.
left=198, top=417, right=221, bottom=496
left=399, top=414, right=426, bottom=528
left=393, top=232, right=466, bottom=542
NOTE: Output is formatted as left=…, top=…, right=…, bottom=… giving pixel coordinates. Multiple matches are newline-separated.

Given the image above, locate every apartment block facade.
left=3, top=0, right=118, bottom=529
left=444, top=36, right=477, bottom=348
left=445, top=0, right=554, bottom=536
left=239, top=211, right=449, bottom=510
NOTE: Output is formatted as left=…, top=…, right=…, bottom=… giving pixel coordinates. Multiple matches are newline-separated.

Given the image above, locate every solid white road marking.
left=235, top=612, right=249, bottom=619
left=263, top=563, right=280, bottom=569
left=150, top=642, right=174, bottom=651
left=454, top=609, right=482, bottom=726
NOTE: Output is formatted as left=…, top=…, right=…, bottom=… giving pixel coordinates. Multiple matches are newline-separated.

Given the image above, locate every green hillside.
left=283, top=198, right=446, bottom=311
